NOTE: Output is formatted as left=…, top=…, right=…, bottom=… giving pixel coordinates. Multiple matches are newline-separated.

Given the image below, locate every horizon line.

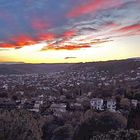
left=0, top=57, right=140, bottom=64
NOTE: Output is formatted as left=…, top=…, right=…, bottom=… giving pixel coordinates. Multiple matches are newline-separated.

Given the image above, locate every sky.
left=0, top=0, right=140, bottom=63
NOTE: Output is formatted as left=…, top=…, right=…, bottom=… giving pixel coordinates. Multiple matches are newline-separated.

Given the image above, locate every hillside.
left=0, top=59, right=140, bottom=75
left=68, top=59, right=140, bottom=74
left=0, top=63, right=72, bottom=74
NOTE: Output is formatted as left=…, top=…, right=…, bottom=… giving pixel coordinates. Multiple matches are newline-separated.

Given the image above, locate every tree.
left=51, top=124, right=73, bottom=140
left=42, top=115, right=64, bottom=140
left=91, top=129, right=140, bottom=140
left=127, top=103, right=140, bottom=130
left=0, top=109, right=43, bottom=140
left=120, top=98, right=130, bottom=110
left=73, top=111, right=127, bottom=140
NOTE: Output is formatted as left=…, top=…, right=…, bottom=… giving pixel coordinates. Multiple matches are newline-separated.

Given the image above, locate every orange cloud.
left=37, top=33, right=55, bottom=41
left=67, top=0, right=122, bottom=18
left=53, top=30, right=76, bottom=46
left=43, top=45, right=91, bottom=51
left=62, top=30, right=76, bottom=37
left=0, top=31, right=59, bottom=49
left=0, top=43, right=15, bottom=48
left=0, top=34, right=37, bottom=49
left=11, top=35, right=36, bottom=47
left=56, top=45, right=90, bottom=50
left=0, top=33, right=56, bottom=49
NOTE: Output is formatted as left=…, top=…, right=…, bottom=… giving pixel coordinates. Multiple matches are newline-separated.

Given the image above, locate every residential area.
left=0, top=59, right=140, bottom=140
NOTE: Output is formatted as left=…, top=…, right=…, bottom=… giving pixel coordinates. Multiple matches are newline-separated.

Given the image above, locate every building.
left=106, top=99, right=116, bottom=112
left=131, top=99, right=138, bottom=107
left=3, top=84, right=8, bottom=90
left=90, top=98, right=116, bottom=112
left=70, top=103, right=83, bottom=110
left=30, top=100, right=43, bottom=112
left=90, top=98, right=104, bottom=111
left=50, top=103, right=66, bottom=116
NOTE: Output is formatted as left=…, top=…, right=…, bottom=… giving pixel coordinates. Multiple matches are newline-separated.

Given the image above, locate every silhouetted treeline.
left=0, top=107, right=140, bottom=140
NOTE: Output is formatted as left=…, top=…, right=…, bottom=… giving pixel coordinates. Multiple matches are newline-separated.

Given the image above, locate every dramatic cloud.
left=36, top=33, right=55, bottom=41
left=41, top=37, right=112, bottom=51
left=62, top=30, right=76, bottom=38
left=0, top=43, right=15, bottom=48
left=0, top=35, right=36, bottom=48
left=42, top=45, right=91, bottom=51
left=10, top=35, right=36, bottom=47
left=0, top=0, right=140, bottom=51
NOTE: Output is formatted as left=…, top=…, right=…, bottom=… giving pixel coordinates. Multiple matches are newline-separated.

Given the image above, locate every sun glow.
left=0, top=0, right=140, bottom=63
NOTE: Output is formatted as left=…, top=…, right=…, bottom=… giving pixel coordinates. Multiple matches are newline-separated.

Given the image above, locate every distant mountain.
left=0, top=59, right=140, bottom=75
left=127, top=57, right=140, bottom=61
left=0, top=62, right=24, bottom=64
left=68, top=59, right=140, bottom=74
left=0, top=63, right=72, bottom=74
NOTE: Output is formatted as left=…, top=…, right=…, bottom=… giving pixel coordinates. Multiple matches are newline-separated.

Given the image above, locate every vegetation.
left=0, top=105, right=140, bottom=140
left=91, top=129, right=140, bottom=140
left=0, top=109, right=44, bottom=140
left=73, top=111, right=127, bottom=140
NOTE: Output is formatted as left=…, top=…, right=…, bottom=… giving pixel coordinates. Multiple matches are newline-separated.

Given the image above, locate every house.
left=90, top=98, right=104, bottom=111
left=90, top=98, right=116, bottom=112
left=70, top=103, right=83, bottom=110
left=30, top=100, right=43, bottom=112
left=50, top=103, right=66, bottom=116
left=3, top=84, right=8, bottom=90
left=106, top=99, right=116, bottom=112
left=50, top=103, right=66, bottom=112
left=48, top=96, right=57, bottom=102
left=131, top=99, right=138, bottom=107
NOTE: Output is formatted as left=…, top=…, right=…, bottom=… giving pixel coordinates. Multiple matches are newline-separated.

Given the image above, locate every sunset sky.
left=0, top=0, right=140, bottom=63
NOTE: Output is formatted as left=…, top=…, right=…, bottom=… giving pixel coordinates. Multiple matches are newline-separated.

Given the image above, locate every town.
left=0, top=60, right=140, bottom=115
left=0, top=59, right=140, bottom=140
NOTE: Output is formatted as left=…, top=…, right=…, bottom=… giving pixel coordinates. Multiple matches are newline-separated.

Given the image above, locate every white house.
left=106, top=99, right=116, bottom=112
left=50, top=103, right=66, bottom=112
left=131, top=99, right=138, bottom=107
left=90, top=98, right=116, bottom=112
left=3, top=84, right=8, bottom=90
left=90, top=98, right=104, bottom=111
left=50, top=103, right=67, bottom=117
left=31, top=100, right=43, bottom=112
